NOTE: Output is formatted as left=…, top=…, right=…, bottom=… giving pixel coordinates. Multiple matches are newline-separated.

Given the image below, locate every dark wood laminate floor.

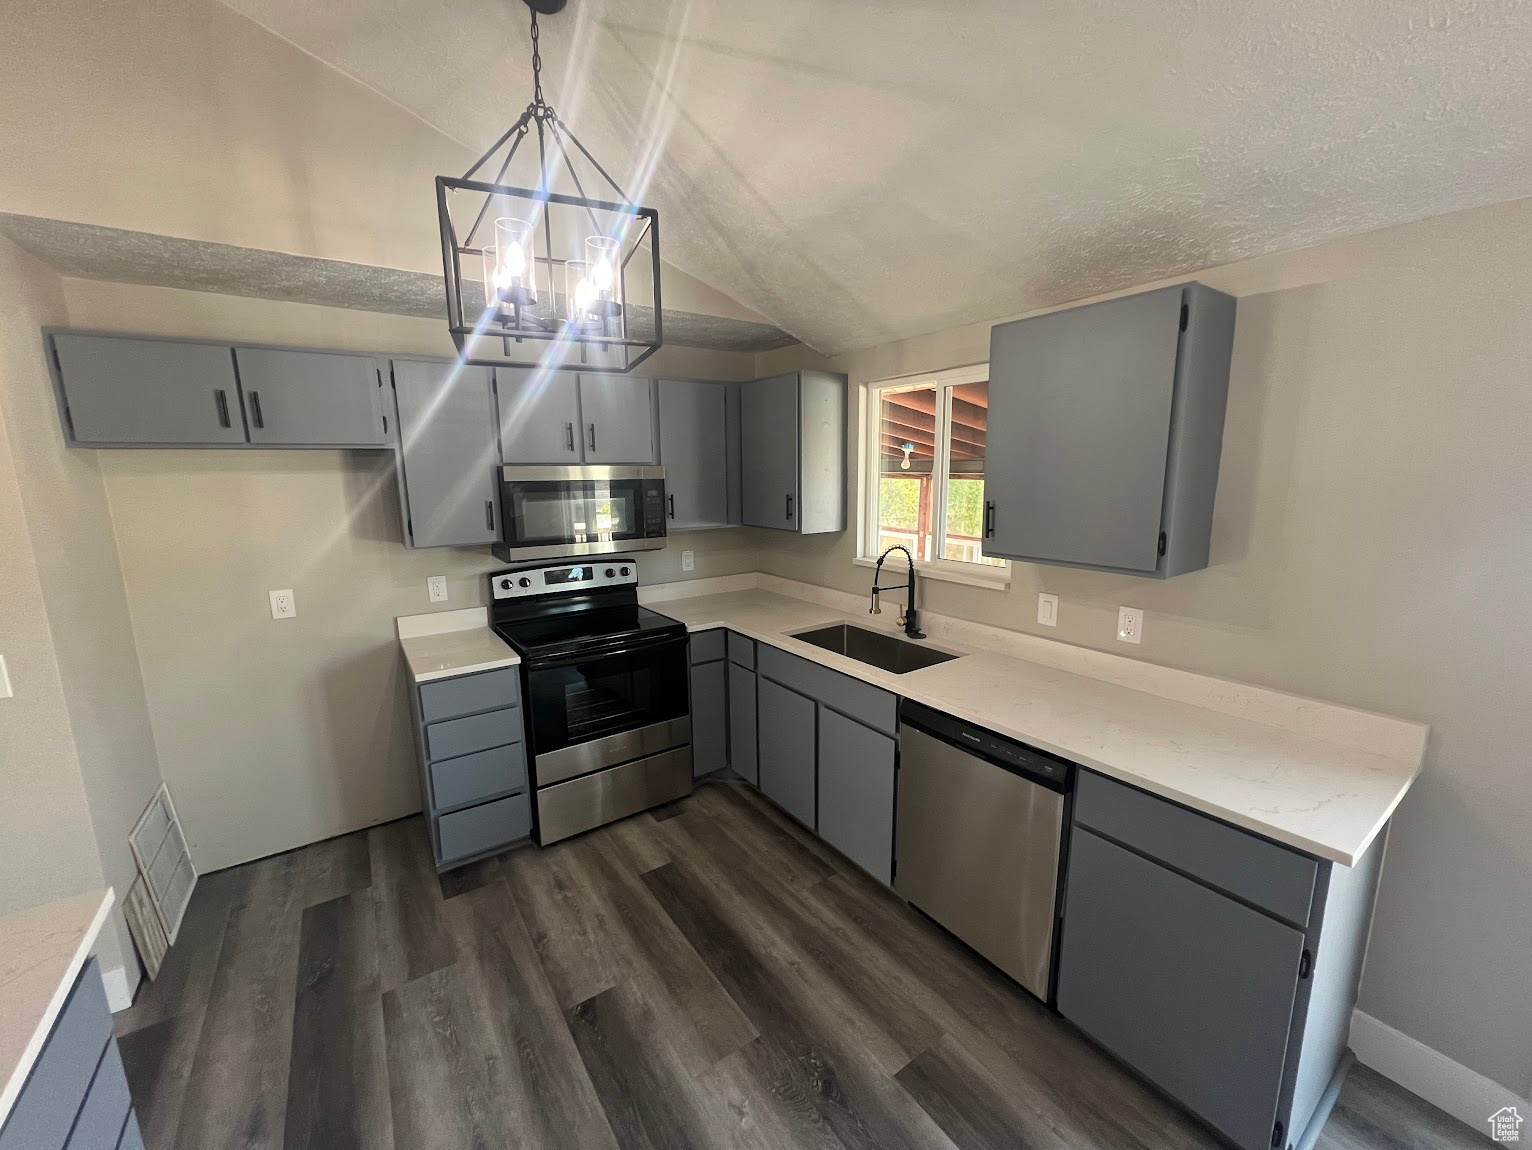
left=115, top=780, right=1483, bottom=1150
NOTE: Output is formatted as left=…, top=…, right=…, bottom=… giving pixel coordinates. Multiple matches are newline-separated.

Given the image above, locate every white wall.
left=60, top=279, right=762, bottom=874
left=752, top=195, right=1532, bottom=1097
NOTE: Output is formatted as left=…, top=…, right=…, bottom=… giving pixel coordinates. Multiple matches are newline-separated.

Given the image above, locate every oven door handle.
left=525, top=631, right=691, bottom=670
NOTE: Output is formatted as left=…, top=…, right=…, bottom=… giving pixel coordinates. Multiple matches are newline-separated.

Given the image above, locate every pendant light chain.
left=530, top=11, right=545, bottom=112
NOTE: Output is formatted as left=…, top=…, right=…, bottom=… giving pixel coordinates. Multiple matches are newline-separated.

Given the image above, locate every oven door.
left=524, top=632, right=691, bottom=786
left=497, top=465, right=667, bottom=562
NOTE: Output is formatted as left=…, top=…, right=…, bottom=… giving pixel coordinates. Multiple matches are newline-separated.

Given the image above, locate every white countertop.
left=648, top=581, right=1425, bottom=866
left=0, top=889, right=114, bottom=1124
left=396, top=607, right=519, bottom=684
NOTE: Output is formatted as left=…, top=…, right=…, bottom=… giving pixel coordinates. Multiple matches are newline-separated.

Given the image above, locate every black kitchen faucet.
left=869, top=545, right=926, bottom=639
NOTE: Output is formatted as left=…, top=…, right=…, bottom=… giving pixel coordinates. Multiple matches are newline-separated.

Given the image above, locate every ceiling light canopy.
left=436, top=0, right=662, bottom=373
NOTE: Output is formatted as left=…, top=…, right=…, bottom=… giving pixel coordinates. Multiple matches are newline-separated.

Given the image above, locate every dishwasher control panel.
left=900, top=701, right=1074, bottom=790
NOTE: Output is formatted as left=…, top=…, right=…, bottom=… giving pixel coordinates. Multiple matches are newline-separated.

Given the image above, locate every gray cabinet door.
left=740, top=373, right=801, bottom=529
left=391, top=359, right=499, bottom=548
left=658, top=378, right=729, bottom=528
left=496, top=367, right=582, bottom=463
left=235, top=347, right=385, bottom=446
left=816, top=709, right=895, bottom=884
left=728, top=662, right=758, bottom=785
left=984, top=286, right=1183, bottom=571
left=691, top=659, right=727, bottom=777
left=1056, top=827, right=1305, bottom=1150
left=581, top=375, right=656, bottom=463
left=50, top=333, right=248, bottom=446
left=757, top=678, right=816, bottom=827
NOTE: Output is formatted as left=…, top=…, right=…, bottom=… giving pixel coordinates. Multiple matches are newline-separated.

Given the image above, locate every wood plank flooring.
left=115, top=779, right=1484, bottom=1150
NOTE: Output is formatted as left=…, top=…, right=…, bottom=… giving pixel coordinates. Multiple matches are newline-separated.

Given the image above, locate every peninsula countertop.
left=649, top=585, right=1425, bottom=866
left=397, top=607, right=519, bottom=684
left=0, top=889, right=114, bottom=1125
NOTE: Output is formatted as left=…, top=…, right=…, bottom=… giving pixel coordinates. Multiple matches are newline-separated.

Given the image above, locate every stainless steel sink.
left=790, top=623, right=959, bottom=675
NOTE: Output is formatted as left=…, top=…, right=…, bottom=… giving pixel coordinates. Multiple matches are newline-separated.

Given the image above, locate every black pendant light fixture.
left=437, top=0, right=662, bottom=373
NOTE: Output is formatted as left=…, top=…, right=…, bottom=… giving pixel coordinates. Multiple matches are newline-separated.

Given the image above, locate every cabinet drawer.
left=65, top=1039, right=131, bottom=1150
left=1074, top=771, right=1317, bottom=927
left=690, top=629, right=726, bottom=664
left=727, top=631, right=755, bottom=668
left=436, top=793, right=532, bottom=863
left=425, top=706, right=524, bottom=762
left=418, top=667, right=520, bottom=722
left=429, top=743, right=528, bottom=811
left=758, top=644, right=897, bottom=735
left=0, top=959, right=111, bottom=1150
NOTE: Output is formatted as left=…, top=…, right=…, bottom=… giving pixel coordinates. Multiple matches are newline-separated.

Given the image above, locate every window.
left=862, top=364, right=1006, bottom=581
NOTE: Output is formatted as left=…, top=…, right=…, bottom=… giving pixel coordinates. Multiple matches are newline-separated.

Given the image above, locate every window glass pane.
left=941, top=381, right=1005, bottom=567
left=875, top=385, right=936, bottom=561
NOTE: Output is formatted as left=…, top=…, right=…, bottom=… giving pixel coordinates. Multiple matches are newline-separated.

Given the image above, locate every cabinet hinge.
left=1179, top=303, right=1189, bottom=332
left=1157, top=531, right=1167, bottom=558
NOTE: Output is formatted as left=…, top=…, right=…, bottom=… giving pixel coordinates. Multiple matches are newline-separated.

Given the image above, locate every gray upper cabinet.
left=49, top=332, right=248, bottom=446
left=496, top=367, right=582, bottom=463
left=390, top=358, right=500, bottom=548
left=658, top=378, right=729, bottom=528
left=740, top=370, right=847, bottom=533
left=235, top=347, right=387, bottom=447
left=983, top=282, right=1236, bottom=577
left=581, top=375, right=656, bottom=464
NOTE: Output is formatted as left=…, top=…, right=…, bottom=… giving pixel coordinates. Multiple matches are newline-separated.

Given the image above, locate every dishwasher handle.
left=900, top=700, right=1074, bottom=792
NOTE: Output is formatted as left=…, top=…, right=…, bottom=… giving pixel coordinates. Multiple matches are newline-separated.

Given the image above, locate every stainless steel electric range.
left=490, top=560, right=692, bottom=844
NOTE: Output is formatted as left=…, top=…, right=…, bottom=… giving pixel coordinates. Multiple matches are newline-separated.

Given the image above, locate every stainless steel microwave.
left=493, top=465, right=668, bottom=563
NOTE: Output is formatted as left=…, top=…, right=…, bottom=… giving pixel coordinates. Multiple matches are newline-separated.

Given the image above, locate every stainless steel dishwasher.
left=895, top=700, right=1074, bottom=1002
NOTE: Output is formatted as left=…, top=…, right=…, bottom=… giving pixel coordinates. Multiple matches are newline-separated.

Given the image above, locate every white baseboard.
left=1350, top=1008, right=1527, bottom=1136
left=102, top=963, right=138, bottom=1013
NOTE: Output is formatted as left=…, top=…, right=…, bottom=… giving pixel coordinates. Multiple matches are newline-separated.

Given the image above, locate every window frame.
left=857, top=362, right=1009, bottom=589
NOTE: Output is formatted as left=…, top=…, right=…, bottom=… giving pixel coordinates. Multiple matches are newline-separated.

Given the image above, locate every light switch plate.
left=681, top=549, right=695, bottom=573
left=1037, top=593, right=1058, bottom=627
left=0, top=654, right=12, bottom=699
left=427, top=575, right=448, bottom=603
left=269, top=589, right=297, bottom=620
left=1117, top=606, right=1143, bottom=644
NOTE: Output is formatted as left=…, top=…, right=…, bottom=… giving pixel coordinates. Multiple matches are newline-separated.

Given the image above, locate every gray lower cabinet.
left=234, top=347, right=388, bottom=447
left=389, top=358, right=500, bottom=548
left=740, top=371, right=847, bottom=533
left=690, top=632, right=728, bottom=777
left=816, top=708, right=896, bottom=884
left=581, top=375, right=656, bottom=464
left=756, top=677, right=817, bottom=827
left=658, top=378, right=730, bottom=528
left=1057, top=770, right=1387, bottom=1150
left=0, top=958, right=142, bottom=1150
left=983, top=282, right=1236, bottom=577
left=48, top=332, right=248, bottom=446
left=496, top=367, right=583, bottom=463
left=727, top=656, right=758, bottom=785
left=407, top=665, right=532, bottom=871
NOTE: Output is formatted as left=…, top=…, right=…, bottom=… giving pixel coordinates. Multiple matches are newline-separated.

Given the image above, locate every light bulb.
left=503, top=240, right=526, bottom=279
left=592, top=257, right=614, bottom=292
left=574, top=276, right=596, bottom=313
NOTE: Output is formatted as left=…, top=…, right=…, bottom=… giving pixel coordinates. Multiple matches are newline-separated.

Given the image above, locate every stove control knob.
left=499, top=578, right=512, bottom=590
left=619, top=566, right=630, bottom=577
left=605, top=567, right=616, bottom=578
left=518, top=577, right=531, bottom=588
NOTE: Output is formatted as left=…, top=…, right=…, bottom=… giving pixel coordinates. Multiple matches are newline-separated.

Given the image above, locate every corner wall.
left=752, top=196, right=1532, bottom=1099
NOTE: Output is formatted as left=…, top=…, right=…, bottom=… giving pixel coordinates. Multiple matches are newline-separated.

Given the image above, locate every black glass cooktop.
left=495, top=604, right=686, bottom=661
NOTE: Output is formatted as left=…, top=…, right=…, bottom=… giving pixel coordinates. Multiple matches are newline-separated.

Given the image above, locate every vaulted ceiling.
left=218, top=0, right=1532, bottom=354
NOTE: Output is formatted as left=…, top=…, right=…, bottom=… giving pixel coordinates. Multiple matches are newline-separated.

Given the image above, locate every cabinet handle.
left=214, top=389, right=231, bottom=429
left=668, top=493, right=675, bottom=520
left=250, top=390, right=265, bottom=430
left=485, top=500, right=495, bottom=531
left=587, top=423, right=597, bottom=452
left=983, top=500, right=996, bottom=539
left=785, top=493, right=794, bottom=521
left=565, top=421, right=575, bottom=452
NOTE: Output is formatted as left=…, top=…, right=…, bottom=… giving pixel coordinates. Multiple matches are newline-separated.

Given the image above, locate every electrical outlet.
left=0, top=654, right=12, bottom=699
left=427, top=575, right=449, bottom=603
left=1037, top=593, right=1058, bottom=627
left=269, top=589, right=297, bottom=620
left=681, top=549, right=695, bottom=573
left=1117, top=606, right=1143, bottom=644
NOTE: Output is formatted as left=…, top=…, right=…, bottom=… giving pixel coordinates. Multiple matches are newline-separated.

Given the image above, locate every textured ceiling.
left=0, top=213, right=795, bottom=352
left=218, top=0, right=1532, bottom=355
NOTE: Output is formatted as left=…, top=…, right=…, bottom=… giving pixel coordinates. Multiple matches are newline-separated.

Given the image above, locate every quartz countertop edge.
left=0, top=888, right=115, bottom=1125
left=397, top=609, right=520, bottom=684
left=656, top=589, right=1422, bottom=867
